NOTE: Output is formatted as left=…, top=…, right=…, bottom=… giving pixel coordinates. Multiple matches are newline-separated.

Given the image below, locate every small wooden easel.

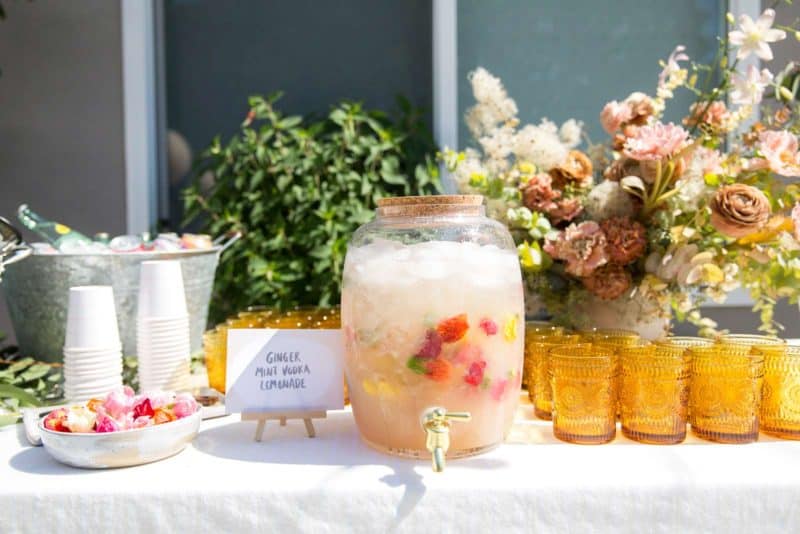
left=242, top=411, right=328, bottom=441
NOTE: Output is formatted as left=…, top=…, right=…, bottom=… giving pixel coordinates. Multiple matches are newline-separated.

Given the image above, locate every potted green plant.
left=184, top=93, right=440, bottom=323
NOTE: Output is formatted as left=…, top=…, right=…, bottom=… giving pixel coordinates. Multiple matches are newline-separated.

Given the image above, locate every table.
left=3, top=394, right=800, bottom=534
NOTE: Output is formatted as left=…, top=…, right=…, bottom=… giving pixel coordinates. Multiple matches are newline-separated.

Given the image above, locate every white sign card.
left=225, top=329, right=344, bottom=414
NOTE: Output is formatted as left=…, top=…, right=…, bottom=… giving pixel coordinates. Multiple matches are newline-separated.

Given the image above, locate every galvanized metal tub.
left=1, top=234, right=238, bottom=362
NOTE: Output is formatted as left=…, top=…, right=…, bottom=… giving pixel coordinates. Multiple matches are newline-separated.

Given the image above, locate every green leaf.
left=406, top=356, right=427, bottom=375
left=0, top=384, right=41, bottom=407
left=8, top=358, right=33, bottom=375
left=20, top=363, right=52, bottom=382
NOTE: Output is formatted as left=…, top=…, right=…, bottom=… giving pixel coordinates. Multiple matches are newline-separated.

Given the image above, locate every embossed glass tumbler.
left=757, top=345, right=800, bottom=440
left=619, top=343, right=689, bottom=444
left=523, top=322, right=564, bottom=389
left=529, top=334, right=581, bottom=420
left=689, top=344, right=764, bottom=443
left=549, top=344, right=617, bottom=444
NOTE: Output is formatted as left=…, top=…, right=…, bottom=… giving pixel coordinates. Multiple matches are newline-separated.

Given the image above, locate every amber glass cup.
left=656, top=336, right=714, bottom=349
left=756, top=345, right=800, bottom=439
left=718, top=334, right=786, bottom=349
left=549, top=344, right=618, bottom=444
left=523, top=323, right=564, bottom=389
left=619, top=343, right=690, bottom=444
left=203, top=327, right=227, bottom=393
left=581, top=328, right=639, bottom=345
left=528, top=334, right=581, bottom=420
left=689, top=344, right=765, bottom=443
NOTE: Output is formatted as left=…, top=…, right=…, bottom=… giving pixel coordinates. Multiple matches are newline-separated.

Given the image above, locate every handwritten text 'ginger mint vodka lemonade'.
left=341, top=196, right=524, bottom=459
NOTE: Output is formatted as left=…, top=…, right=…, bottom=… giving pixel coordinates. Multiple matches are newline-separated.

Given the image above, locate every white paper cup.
left=137, top=325, right=190, bottom=335
left=63, top=346, right=123, bottom=355
left=64, top=389, right=119, bottom=402
left=140, top=381, right=189, bottom=391
left=62, top=355, right=122, bottom=367
left=137, top=338, right=190, bottom=348
left=64, top=358, right=122, bottom=370
left=64, top=286, right=122, bottom=349
left=137, top=315, right=190, bottom=327
left=137, top=261, right=188, bottom=319
left=64, top=384, right=122, bottom=398
left=137, top=328, right=189, bottom=337
left=137, top=345, right=191, bottom=357
left=63, top=360, right=123, bottom=372
left=139, top=360, right=189, bottom=376
left=63, top=351, right=122, bottom=361
left=63, top=348, right=122, bottom=357
left=64, top=379, right=122, bottom=396
left=64, top=373, right=122, bottom=386
left=138, top=361, right=189, bottom=373
left=64, top=369, right=122, bottom=387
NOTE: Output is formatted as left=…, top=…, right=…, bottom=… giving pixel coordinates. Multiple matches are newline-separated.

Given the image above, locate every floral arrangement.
left=444, top=7, right=800, bottom=334
left=43, top=387, right=198, bottom=433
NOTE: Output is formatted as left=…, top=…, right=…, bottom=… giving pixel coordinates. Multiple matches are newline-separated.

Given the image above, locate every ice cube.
left=153, top=235, right=182, bottom=252
left=60, top=240, right=111, bottom=254
left=109, top=235, right=143, bottom=253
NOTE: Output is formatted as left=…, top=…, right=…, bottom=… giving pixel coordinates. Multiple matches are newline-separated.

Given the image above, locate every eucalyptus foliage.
left=184, top=93, right=440, bottom=322
left=0, top=335, right=63, bottom=426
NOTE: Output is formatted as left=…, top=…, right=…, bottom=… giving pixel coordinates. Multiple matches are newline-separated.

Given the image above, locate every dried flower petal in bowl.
left=39, top=387, right=200, bottom=468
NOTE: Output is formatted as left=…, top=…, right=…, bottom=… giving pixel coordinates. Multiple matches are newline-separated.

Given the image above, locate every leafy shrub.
left=184, top=93, right=440, bottom=323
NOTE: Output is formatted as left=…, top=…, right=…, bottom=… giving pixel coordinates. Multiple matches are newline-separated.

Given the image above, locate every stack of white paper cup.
left=63, top=286, right=123, bottom=401
left=136, top=260, right=191, bottom=391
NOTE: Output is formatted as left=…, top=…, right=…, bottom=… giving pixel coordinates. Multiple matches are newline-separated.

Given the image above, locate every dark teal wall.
left=165, top=0, right=433, bottom=158
left=457, top=0, right=725, bottom=148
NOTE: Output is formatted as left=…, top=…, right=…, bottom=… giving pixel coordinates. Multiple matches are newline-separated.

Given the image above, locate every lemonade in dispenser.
left=341, top=195, right=524, bottom=465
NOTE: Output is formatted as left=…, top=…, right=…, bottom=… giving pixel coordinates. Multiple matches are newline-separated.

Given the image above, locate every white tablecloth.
left=3, top=393, right=800, bottom=534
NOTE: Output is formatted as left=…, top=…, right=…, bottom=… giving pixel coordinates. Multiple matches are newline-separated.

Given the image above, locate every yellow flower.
left=518, top=161, right=536, bottom=175
left=503, top=314, right=519, bottom=342
left=737, top=216, right=793, bottom=245
left=362, top=379, right=377, bottom=396
left=699, top=263, right=725, bottom=284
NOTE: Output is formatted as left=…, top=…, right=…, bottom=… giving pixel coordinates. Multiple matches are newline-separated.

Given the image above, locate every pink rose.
left=103, top=387, right=135, bottom=420
left=522, top=173, right=560, bottom=214
left=544, top=221, right=609, bottom=277
left=685, top=101, right=731, bottom=129
left=94, top=413, right=119, bottom=433
left=147, top=391, right=173, bottom=410
left=549, top=197, right=584, bottom=225
left=756, top=130, right=800, bottom=177
left=623, top=122, right=690, bottom=161
left=133, top=398, right=155, bottom=419
left=118, top=412, right=135, bottom=431
left=600, top=100, right=633, bottom=134
left=173, top=393, right=198, bottom=419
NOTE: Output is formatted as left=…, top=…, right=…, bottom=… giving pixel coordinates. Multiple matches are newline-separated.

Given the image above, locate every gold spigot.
left=421, top=407, right=471, bottom=473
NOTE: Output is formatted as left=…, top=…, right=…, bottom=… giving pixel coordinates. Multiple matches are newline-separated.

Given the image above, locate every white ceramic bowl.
left=39, top=410, right=201, bottom=468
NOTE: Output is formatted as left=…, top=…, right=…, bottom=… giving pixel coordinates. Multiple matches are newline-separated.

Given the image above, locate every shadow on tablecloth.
left=9, top=446, right=102, bottom=476
left=193, top=410, right=510, bottom=528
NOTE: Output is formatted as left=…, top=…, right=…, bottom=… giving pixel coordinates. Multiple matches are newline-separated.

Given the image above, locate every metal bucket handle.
left=1, top=244, right=31, bottom=268
left=213, top=231, right=242, bottom=255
